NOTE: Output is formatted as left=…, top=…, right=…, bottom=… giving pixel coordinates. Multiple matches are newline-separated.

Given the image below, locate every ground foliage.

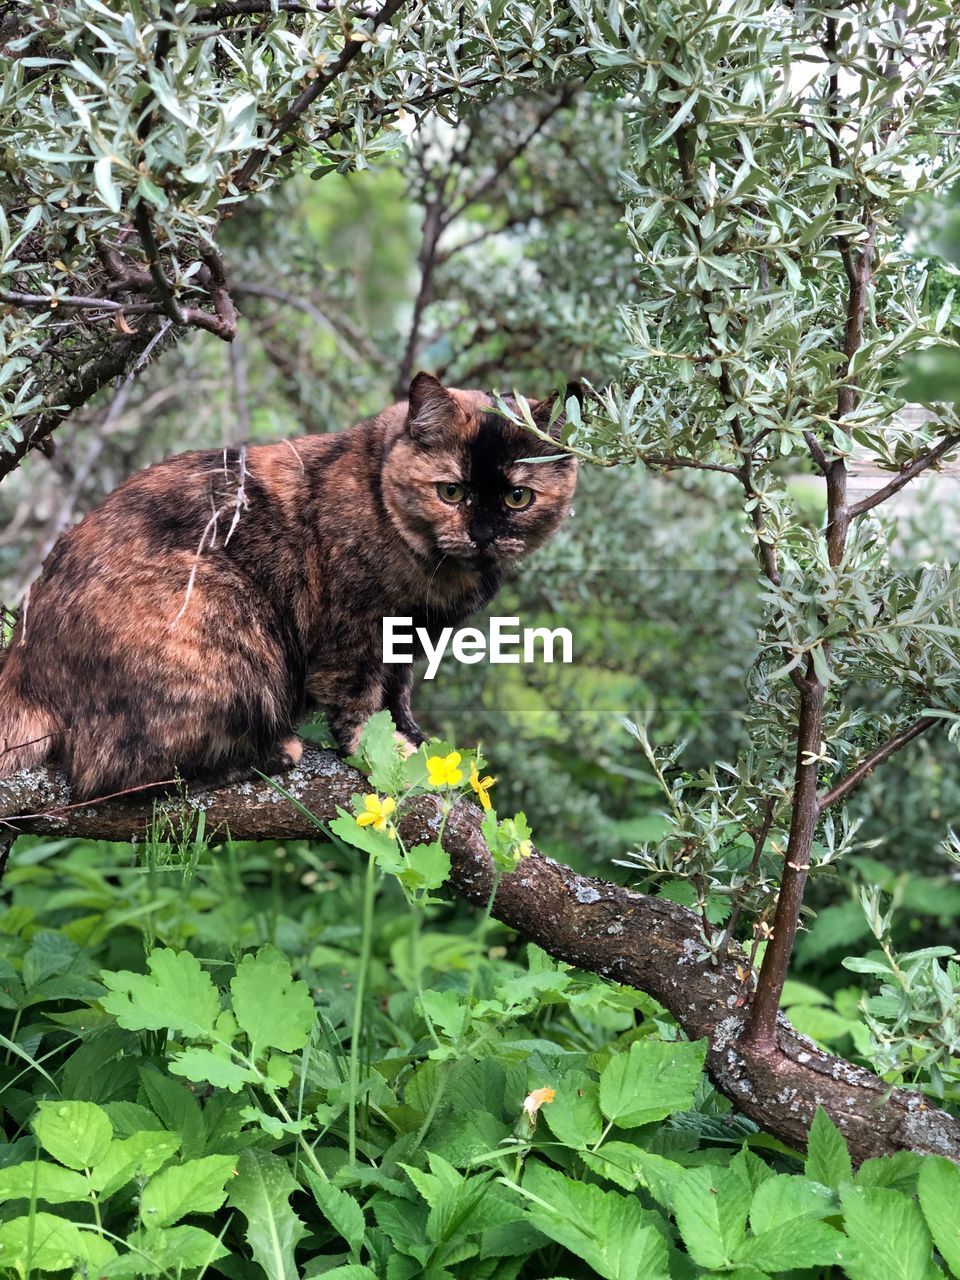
left=1, top=0, right=960, bottom=1274
left=0, top=727, right=959, bottom=1280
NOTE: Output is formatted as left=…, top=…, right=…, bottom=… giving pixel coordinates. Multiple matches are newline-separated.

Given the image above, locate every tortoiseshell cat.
left=0, top=373, right=579, bottom=799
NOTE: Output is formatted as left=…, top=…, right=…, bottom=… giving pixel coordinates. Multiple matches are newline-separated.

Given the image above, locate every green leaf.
left=400, top=842, right=451, bottom=892
left=580, top=1143, right=684, bottom=1201
left=330, top=812, right=405, bottom=872
left=230, top=946, right=316, bottom=1059
left=522, top=1162, right=670, bottom=1280
left=748, top=1174, right=834, bottom=1233
left=918, top=1157, right=960, bottom=1276
left=34, top=1100, right=113, bottom=1171
left=542, top=1071, right=603, bottom=1148
left=126, top=1224, right=229, bottom=1273
left=429, top=1110, right=511, bottom=1167
left=805, top=1107, right=852, bottom=1188
left=304, top=1167, right=366, bottom=1256
left=168, top=1046, right=257, bottom=1093
left=358, top=709, right=404, bottom=792
left=101, top=950, right=220, bottom=1039
left=736, top=1215, right=843, bottom=1270
left=320, top=1269, right=380, bottom=1280
left=140, top=1155, right=236, bottom=1227
left=599, top=1037, right=707, bottom=1127
left=90, top=1131, right=180, bottom=1196
left=856, top=1151, right=923, bottom=1193
left=840, top=1185, right=939, bottom=1280
left=0, top=1212, right=116, bottom=1272
left=137, top=1071, right=205, bottom=1160
left=227, top=1149, right=306, bottom=1280
left=0, top=1160, right=90, bottom=1204
left=418, top=988, right=468, bottom=1040
left=672, top=1165, right=751, bottom=1270
left=94, top=155, right=122, bottom=213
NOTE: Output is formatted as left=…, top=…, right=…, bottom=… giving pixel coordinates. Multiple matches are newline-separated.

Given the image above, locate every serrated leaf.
left=0, top=1160, right=90, bottom=1204
left=542, top=1071, right=603, bottom=1148
left=580, top=1142, right=684, bottom=1201
left=228, top=1149, right=306, bottom=1280
left=137, top=1071, right=205, bottom=1160
left=672, top=1165, right=751, bottom=1269
left=230, top=946, right=315, bottom=1059
left=358, top=709, right=404, bottom=792
left=90, top=1131, right=180, bottom=1196
left=805, top=1107, right=852, bottom=1188
left=101, top=950, right=220, bottom=1039
left=855, top=1151, right=923, bottom=1193
left=0, top=1212, right=116, bottom=1272
left=736, top=1215, right=843, bottom=1270
left=918, top=1157, right=960, bottom=1276
left=34, top=1100, right=113, bottom=1170
left=169, top=1046, right=257, bottom=1093
left=304, top=1167, right=366, bottom=1256
left=599, top=1037, right=707, bottom=1127
left=126, top=1224, right=229, bottom=1273
left=840, top=1185, right=938, bottom=1280
left=522, top=1163, right=669, bottom=1280
left=330, top=812, right=405, bottom=872
left=401, top=842, right=451, bottom=892
left=140, top=1155, right=236, bottom=1227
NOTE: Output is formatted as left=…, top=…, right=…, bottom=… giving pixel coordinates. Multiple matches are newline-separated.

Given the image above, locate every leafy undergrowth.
left=1, top=727, right=959, bottom=1280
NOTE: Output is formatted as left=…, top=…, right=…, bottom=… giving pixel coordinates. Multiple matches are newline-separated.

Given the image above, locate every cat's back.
left=35, top=426, right=377, bottom=593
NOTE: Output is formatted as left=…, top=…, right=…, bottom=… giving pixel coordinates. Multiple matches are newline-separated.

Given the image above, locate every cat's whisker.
left=425, top=553, right=449, bottom=620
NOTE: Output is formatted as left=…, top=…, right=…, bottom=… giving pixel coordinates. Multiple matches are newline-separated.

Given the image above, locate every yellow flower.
left=356, top=793, right=396, bottom=837
left=426, top=751, right=463, bottom=787
left=469, top=760, right=496, bottom=810
left=522, top=1087, right=556, bottom=1120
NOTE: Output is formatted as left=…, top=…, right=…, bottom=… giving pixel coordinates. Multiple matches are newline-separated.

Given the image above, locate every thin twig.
left=133, top=204, right=186, bottom=325
left=0, top=289, right=162, bottom=315
left=232, top=0, right=408, bottom=193
left=848, top=434, right=960, bottom=517
left=817, top=716, right=939, bottom=813
left=717, top=796, right=777, bottom=963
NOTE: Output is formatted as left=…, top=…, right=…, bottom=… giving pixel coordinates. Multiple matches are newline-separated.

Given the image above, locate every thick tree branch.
left=746, top=665, right=824, bottom=1050
left=1, top=749, right=958, bottom=1165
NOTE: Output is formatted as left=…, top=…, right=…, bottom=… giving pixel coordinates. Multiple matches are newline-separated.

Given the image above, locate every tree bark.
left=2, top=750, right=958, bottom=1166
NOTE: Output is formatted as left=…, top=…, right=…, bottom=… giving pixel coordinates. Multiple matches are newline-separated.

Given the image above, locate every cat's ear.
left=407, top=372, right=459, bottom=441
left=531, top=380, right=584, bottom=441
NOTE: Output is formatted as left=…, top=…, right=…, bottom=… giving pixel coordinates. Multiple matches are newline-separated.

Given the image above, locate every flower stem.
left=348, top=851, right=377, bottom=1166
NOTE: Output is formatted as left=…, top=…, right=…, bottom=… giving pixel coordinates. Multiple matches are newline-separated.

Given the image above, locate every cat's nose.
left=471, top=522, right=495, bottom=549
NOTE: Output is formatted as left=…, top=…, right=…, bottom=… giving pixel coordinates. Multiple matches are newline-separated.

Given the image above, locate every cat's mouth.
left=435, top=537, right=524, bottom=566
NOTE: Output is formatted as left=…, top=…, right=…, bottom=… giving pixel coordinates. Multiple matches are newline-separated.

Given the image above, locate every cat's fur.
left=0, top=373, right=578, bottom=799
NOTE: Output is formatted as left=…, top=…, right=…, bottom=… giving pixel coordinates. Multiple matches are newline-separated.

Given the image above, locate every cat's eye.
left=436, top=481, right=465, bottom=504
left=504, top=486, right=534, bottom=510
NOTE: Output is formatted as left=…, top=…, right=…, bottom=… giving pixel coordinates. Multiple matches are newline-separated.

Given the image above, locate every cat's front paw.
left=394, top=732, right=420, bottom=759
left=279, top=735, right=304, bottom=766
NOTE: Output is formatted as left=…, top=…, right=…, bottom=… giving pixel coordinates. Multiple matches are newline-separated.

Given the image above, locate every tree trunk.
left=2, top=748, right=958, bottom=1166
